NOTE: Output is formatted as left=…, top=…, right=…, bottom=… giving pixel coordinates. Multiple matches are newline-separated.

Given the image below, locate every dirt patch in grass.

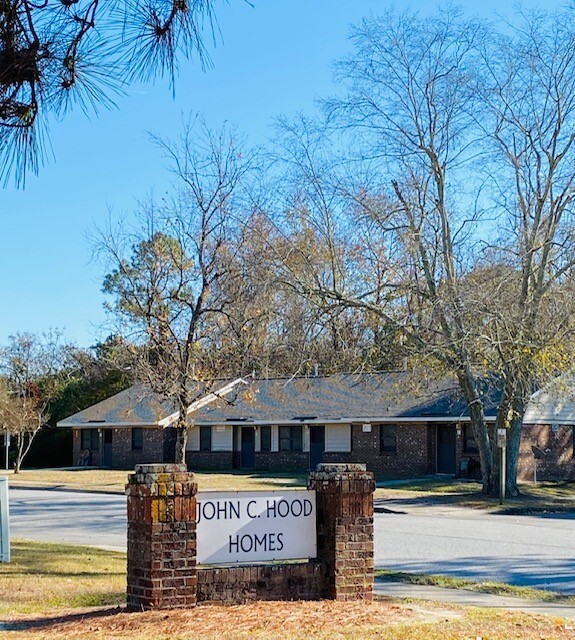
left=4, top=599, right=575, bottom=640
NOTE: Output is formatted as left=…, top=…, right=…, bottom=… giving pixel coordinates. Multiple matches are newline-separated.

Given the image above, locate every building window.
left=380, top=424, right=397, bottom=454
left=279, top=426, right=303, bottom=451
left=200, top=426, right=212, bottom=452
left=463, top=425, right=478, bottom=453
left=81, top=428, right=99, bottom=451
left=260, top=426, right=272, bottom=452
left=131, top=427, right=143, bottom=451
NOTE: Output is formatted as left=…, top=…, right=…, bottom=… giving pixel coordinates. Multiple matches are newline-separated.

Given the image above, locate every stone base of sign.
left=197, top=561, right=322, bottom=604
left=126, top=462, right=375, bottom=609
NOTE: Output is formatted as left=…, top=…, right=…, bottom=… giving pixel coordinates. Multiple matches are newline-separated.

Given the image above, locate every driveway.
left=8, top=487, right=575, bottom=593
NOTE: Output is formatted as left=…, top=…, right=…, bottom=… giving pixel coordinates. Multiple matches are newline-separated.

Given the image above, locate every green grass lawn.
left=375, top=478, right=575, bottom=512
left=0, top=468, right=308, bottom=494
left=0, top=539, right=126, bottom=616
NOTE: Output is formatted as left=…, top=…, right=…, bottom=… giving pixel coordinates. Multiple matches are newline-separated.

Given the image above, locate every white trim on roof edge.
left=157, top=377, right=250, bottom=427
left=61, top=415, right=497, bottom=429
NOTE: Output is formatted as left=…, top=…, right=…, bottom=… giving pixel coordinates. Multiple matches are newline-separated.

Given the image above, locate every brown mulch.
left=4, top=598, right=575, bottom=640
left=2, top=598, right=454, bottom=639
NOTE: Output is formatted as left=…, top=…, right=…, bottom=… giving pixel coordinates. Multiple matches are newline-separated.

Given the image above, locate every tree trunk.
left=174, top=415, right=189, bottom=466
left=456, top=367, right=494, bottom=493
left=14, top=435, right=24, bottom=474
left=505, top=405, right=525, bottom=497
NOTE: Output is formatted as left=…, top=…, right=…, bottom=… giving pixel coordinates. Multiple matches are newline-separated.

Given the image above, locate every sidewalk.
left=374, top=580, right=575, bottom=620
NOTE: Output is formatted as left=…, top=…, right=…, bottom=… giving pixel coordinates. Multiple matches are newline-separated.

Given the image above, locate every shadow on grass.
left=1, top=607, right=126, bottom=632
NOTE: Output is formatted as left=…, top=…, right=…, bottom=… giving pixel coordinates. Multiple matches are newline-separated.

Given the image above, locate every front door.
left=437, top=424, right=456, bottom=474
left=309, top=425, right=325, bottom=470
left=102, top=429, right=113, bottom=468
left=241, top=427, right=255, bottom=469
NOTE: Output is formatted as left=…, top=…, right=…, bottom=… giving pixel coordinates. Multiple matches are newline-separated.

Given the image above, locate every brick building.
left=57, top=371, right=575, bottom=481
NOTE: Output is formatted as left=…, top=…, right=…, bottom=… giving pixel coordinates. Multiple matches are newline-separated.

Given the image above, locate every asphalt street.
left=375, top=505, right=575, bottom=594
left=9, top=488, right=126, bottom=551
left=8, top=488, right=575, bottom=593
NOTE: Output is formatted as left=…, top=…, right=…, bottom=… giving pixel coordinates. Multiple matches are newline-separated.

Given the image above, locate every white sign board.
left=196, top=490, right=316, bottom=565
left=0, top=476, right=10, bottom=562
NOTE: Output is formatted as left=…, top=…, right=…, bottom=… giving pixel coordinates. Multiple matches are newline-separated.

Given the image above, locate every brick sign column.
left=308, top=463, right=376, bottom=601
left=126, top=463, right=198, bottom=610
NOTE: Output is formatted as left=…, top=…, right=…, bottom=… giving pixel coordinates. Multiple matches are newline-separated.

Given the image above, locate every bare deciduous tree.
left=0, top=330, right=74, bottom=472
left=267, top=7, right=575, bottom=495
left=97, top=121, right=255, bottom=464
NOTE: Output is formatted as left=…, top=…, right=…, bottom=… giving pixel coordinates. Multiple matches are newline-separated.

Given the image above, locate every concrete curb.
left=375, top=580, right=575, bottom=620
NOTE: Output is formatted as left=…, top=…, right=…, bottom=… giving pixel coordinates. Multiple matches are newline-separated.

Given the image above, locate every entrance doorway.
left=437, top=424, right=456, bottom=474
left=102, top=429, right=113, bottom=468
left=309, top=425, right=325, bottom=470
left=241, top=427, right=255, bottom=469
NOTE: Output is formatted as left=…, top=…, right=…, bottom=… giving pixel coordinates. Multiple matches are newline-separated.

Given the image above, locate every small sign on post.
left=497, top=428, right=507, bottom=505
left=0, top=476, right=10, bottom=562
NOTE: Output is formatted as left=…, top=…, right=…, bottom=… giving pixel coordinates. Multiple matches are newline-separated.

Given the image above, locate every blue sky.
left=0, top=0, right=565, bottom=348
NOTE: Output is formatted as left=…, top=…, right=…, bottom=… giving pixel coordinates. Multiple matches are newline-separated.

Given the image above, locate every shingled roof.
left=57, top=371, right=500, bottom=428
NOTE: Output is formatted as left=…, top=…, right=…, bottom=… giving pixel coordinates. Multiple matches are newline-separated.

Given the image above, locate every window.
left=279, top=426, right=303, bottom=451
left=200, top=426, right=212, bottom=452
left=380, top=424, right=397, bottom=454
left=463, top=424, right=478, bottom=453
left=131, top=427, right=143, bottom=451
left=260, top=426, right=272, bottom=452
left=81, top=428, right=99, bottom=451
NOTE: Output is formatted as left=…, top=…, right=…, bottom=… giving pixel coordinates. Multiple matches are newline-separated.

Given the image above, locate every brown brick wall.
left=114, top=428, right=165, bottom=468
left=126, top=464, right=198, bottom=610
left=73, top=430, right=102, bottom=467
left=309, top=463, right=375, bottom=602
left=253, top=451, right=309, bottom=471
left=74, top=421, right=499, bottom=481
left=197, top=562, right=322, bottom=604
left=519, top=424, right=575, bottom=481
left=350, top=423, right=431, bottom=477
left=74, top=427, right=165, bottom=469
left=186, top=451, right=234, bottom=469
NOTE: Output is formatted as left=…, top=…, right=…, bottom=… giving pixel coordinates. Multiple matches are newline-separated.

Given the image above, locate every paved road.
left=8, top=488, right=575, bottom=593
left=375, top=505, right=575, bottom=594
left=9, top=488, right=126, bottom=551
